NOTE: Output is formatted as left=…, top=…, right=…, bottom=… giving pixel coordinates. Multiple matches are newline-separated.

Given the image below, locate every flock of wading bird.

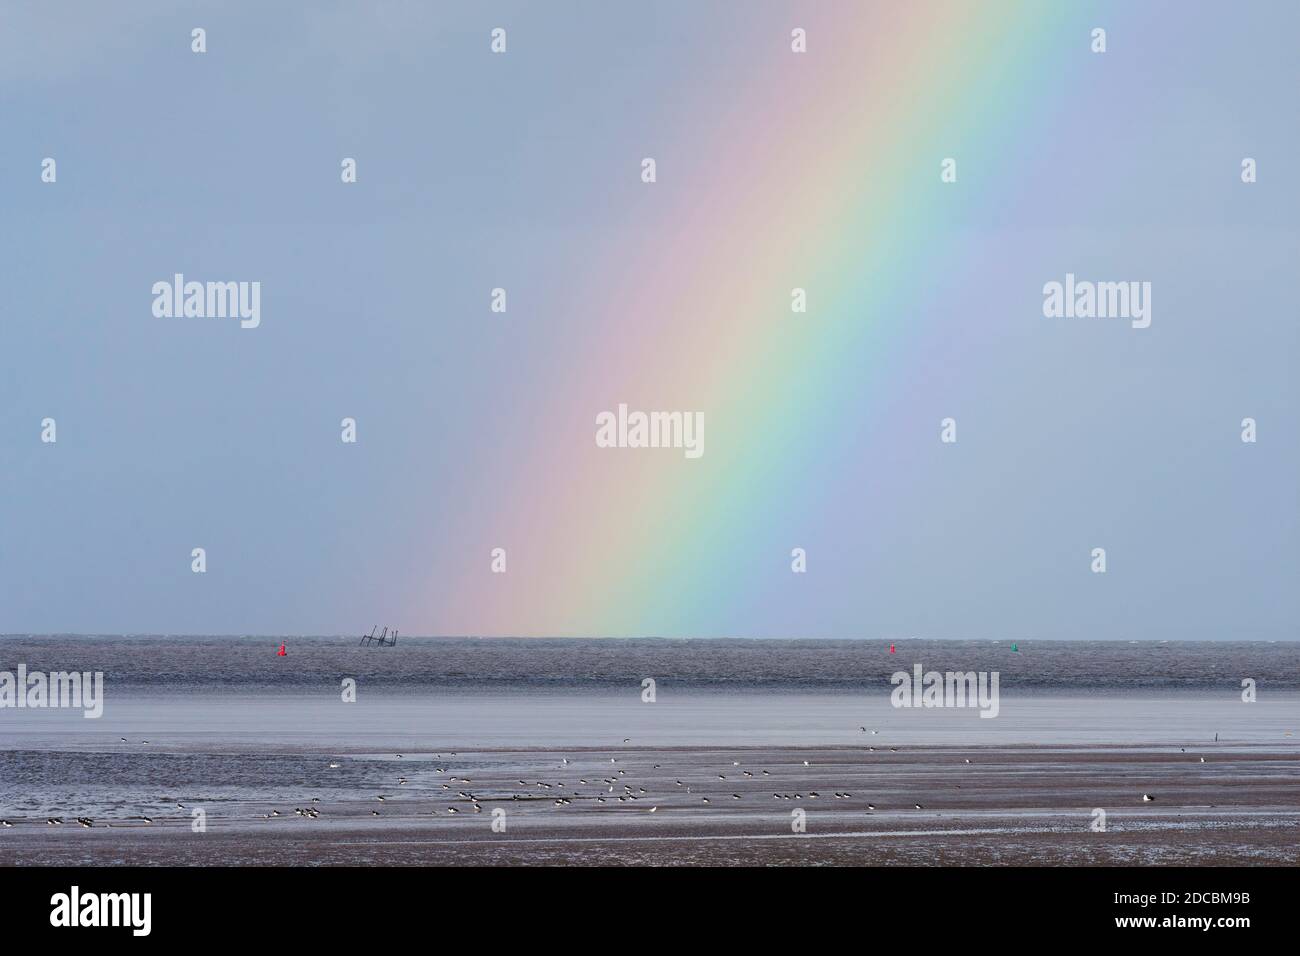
left=274, top=738, right=927, bottom=822
left=1, top=727, right=1203, bottom=830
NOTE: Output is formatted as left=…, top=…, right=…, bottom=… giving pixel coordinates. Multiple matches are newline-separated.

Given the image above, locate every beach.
left=1, top=638, right=1297, bottom=865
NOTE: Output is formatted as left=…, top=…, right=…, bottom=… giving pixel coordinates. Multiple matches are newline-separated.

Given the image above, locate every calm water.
left=2, top=635, right=1296, bottom=749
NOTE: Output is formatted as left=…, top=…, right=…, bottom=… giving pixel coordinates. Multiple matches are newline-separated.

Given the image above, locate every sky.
left=1, top=1, right=1296, bottom=639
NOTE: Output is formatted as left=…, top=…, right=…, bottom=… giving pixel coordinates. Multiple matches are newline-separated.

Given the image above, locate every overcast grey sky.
left=2, top=2, right=1296, bottom=638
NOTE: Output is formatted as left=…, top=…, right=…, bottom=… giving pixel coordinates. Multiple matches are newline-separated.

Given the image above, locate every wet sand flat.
left=3, top=744, right=1297, bottom=865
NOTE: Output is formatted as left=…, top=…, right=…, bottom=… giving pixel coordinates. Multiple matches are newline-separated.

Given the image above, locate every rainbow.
left=432, top=2, right=1104, bottom=636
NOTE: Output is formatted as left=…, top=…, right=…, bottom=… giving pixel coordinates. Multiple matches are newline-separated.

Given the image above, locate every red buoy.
left=889, top=644, right=896, bottom=654
left=277, top=642, right=286, bottom=657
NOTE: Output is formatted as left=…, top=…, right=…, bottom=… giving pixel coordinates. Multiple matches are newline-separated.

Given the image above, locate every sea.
left=0, top=636, right=1295, bottom=751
